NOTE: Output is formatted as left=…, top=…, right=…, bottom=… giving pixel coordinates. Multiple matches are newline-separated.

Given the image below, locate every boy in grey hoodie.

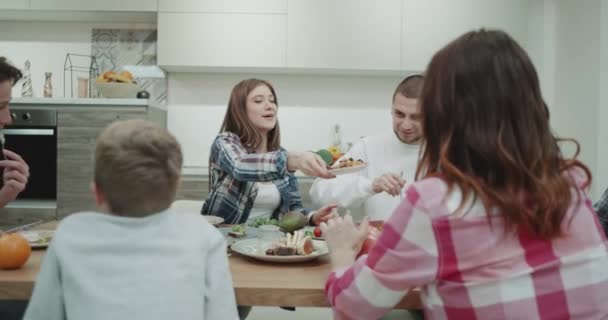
left=24, top=119, right=238, bottom=320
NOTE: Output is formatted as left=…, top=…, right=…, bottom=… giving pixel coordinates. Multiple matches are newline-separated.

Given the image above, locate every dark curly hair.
left=0, top=57, right=23, bottom=85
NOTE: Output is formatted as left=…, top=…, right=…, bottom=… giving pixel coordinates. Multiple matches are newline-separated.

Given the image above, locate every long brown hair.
left=219, top=78, right=281, bottom=151
left=416, top=29, right=591, bottom=239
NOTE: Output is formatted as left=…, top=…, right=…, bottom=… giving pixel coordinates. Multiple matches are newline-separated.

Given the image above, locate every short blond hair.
left=94, top=119, right=183, bottom=217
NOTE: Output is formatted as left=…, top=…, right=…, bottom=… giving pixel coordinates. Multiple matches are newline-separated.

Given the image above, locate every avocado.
left=279, top=211, right=307, bottom=233
left=315, top=149, right=333, bottom=166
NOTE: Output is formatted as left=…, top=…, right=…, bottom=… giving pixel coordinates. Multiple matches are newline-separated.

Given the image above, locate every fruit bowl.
left=94, top=81, right=140, bottom=98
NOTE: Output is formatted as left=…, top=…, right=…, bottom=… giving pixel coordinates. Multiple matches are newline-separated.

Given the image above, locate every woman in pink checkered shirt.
left=320, top=29, right=608, bottom=320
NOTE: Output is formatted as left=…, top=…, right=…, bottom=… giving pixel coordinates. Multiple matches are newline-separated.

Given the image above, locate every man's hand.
left=0, top=149, right=29, bottom=207
left=371, top=173, right=405, bottom=196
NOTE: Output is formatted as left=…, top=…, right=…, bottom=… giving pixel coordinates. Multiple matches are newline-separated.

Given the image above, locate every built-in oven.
left=1, top=108, right=57, bottom=201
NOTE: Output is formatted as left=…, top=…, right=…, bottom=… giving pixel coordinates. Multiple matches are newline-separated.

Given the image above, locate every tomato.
left=314, top=226, right=322, bottom=238
left=357, top=226, right=380, bottom=258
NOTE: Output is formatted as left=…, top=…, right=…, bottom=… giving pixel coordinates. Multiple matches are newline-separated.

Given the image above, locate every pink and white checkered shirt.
left=325, top=174, right=608, bottom=320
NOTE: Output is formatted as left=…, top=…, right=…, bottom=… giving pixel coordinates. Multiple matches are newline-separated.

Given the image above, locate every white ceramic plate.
left=18, top=230, right=54, bottom=249
left=329, top=163, right=367, bottom=175
left=231, top=238, right=328, bottom=263
left=204, top=215, right=224, bottom=226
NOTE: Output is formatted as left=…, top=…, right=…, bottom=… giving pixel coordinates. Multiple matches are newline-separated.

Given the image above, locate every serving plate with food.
left=227, top=224, right=249, bottom=238
left=328, top=158, right=367, bottom=175
left=314, top=148, right=367, bottom=176
left=223, top=212, right=307, bottom=238
left=231, top=230, right=328, bottom=263
left=203, top=215, right=224, bottom=226
left=247, top=217, right=279, bottom=228
left=18, top=230, right=54, bottom=249
left=223, top=217, right=280, bottom=236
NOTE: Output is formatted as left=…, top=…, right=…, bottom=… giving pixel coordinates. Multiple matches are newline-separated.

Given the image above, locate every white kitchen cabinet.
left=159, top=0, right=286, bottom=14
left=402, top=0, right=530, bottom=71
left=158, top=13, right=287, bottom=68
left=0, top=0, right=28, bottom=9
left=287, top=0, right=402, bottom=71
left=29, top=0, right=157, bottom=11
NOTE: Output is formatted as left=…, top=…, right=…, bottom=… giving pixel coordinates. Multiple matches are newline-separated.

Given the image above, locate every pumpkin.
left=0, top=233, right=32, bottom=270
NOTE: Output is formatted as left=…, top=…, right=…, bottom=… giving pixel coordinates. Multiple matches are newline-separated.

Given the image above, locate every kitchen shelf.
left=11, top=97, right=148, bottom=106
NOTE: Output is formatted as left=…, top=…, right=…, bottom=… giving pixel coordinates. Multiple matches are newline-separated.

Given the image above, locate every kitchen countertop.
left=11, top=97, right=148, bottom=106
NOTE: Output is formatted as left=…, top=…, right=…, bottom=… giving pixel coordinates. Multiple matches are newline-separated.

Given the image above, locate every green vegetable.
left=304, top=230, right=314, bottom=238
left=247, top=217, right=279, bottom=228
left=231, top=224, right=247, bottom=234
left=279, top=212, right=307, bottom=233
left=315, top=149, right=334, bottom=166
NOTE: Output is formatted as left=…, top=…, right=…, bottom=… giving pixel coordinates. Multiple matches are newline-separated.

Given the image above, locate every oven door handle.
left=2, top=129, right=55, bottom=136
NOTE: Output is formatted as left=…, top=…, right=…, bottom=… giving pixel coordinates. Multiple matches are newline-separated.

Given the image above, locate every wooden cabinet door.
left=56, top=109, right=145, bottom=217
left=30, top=0, right=157, bottom=12
left=401, top=0, right=530, bottom=71
left=287, top=0, right=402, bottom=71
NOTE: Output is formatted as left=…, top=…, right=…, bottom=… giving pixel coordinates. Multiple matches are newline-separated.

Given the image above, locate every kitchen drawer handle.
left=3, top=129, right=55, bottom=136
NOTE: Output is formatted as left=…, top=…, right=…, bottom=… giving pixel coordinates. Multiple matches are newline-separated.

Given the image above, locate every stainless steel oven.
left=1, top=109, right=57, bottom=201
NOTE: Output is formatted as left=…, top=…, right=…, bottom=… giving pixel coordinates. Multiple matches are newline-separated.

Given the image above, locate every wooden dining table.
left=0, top=222, right=422, bottom=310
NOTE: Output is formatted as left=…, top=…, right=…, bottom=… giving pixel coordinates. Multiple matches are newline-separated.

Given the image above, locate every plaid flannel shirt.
left=201, top=132, right=310, bottom=224
left=594, top=188, right=608, bottom=237
left=326, top=172, right=608, bottom=320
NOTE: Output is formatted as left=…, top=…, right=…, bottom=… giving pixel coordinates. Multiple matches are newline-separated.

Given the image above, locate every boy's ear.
left=90, top=181, right=106, bottom=207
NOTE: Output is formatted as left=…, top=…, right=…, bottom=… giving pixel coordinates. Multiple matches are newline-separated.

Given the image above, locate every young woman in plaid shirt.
left=201, top=79, right=337, bottom=225
left=321, top=29, right=608, bottom=320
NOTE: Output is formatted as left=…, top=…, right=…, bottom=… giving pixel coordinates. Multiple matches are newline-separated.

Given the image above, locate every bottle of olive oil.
left=327, top=124, right=343, bottom=163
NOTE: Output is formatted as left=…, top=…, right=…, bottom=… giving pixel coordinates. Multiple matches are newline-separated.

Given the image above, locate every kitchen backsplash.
left=92, top=28, right=167, bottom=105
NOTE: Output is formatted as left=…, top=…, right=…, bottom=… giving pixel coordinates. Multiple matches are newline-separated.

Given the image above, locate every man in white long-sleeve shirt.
left=24, top=120, right=238, bottom=320
left=310, top=75, right=424, bottom=221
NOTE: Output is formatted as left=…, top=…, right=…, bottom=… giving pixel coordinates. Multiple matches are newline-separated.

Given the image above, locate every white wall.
left=0, top=21, right=154, bottom=98
left=168, top=73, right=405, bottom=170
left=526, top=0, right=556, bottom=109
left=523, top=0, right=606, bottom=199
left=598, top=0, right=608, bottom=198
left=168, top=0, right=608, bottom=192
left=550, top=0, right=603, bottom=197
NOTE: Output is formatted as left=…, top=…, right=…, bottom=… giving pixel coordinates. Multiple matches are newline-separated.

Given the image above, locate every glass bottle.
left=332, top=124, right=342, bottom=152
left=21, top=60, right=33, bottom=97
left=43, top=72, right=53, bottom=98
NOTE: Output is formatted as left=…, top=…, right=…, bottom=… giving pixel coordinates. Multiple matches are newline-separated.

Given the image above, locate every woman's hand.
left=372, top=173, right=405, bottom=196
left=311, top=204, right=338, bottom=225
left=320, top=214, right=369, bottom=270
left=287, top=151, right=335, bottom=179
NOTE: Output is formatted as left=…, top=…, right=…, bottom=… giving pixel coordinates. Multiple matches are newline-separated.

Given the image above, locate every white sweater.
left=24, top=210, right=238, bottom=320
left=310, top=133, right=420, bottom=221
